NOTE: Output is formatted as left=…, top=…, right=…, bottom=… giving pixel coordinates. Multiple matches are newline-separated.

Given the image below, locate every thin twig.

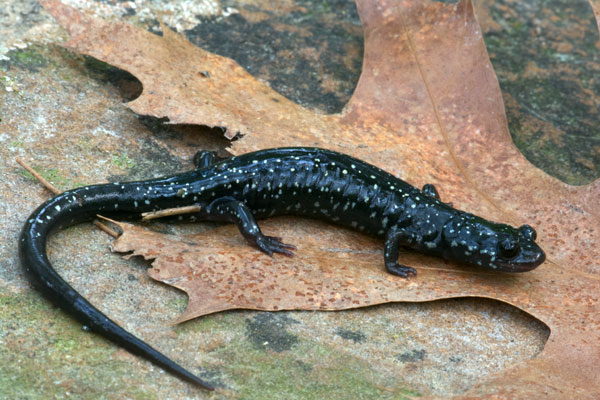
left=142, top=205, right=202, bottom=221
left=93, top=220, right=120, bottom=238
left=16, top=158, right=60, bottom=195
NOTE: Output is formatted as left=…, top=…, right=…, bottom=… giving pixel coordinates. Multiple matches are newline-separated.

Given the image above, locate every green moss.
left=17, top=168, right=36, bottom=183
left=181, top=311, right=419, bottom=399
left=12, top=48, right=46, bottom=65
left=1, top=75, right=16, bottom=89
left=166, top=296, right=188, bottom=313
left=112, top=152, right=136, bottom=170
left=42, top=167, right=73, bottom=188
left=221, top=337, right=418, bottom=399
left=18, top=165, right=76, bottom=191
left=0, top=292, right=157, bottom=399
left=1, top=45, right=50, bottom=72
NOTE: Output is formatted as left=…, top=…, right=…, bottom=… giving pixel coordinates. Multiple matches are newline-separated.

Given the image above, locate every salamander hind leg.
left=384, top=227, right=417, bottom=278
left=206, top=197, right=296, bottom=256
left=422, top=183, right=452, bottom=207
left=422, top=184, right=440, bottom=200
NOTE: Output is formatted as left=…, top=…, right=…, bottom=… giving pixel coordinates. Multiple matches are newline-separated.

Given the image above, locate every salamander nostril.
left=536, top=249, right=546, bottom=264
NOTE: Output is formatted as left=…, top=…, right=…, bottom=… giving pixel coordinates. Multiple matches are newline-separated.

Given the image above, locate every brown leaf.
left=42, top=0, right=599, bottom=398
left=590, top=0, right=600, bottom=30
left=112, top=219, right=476, bottom=323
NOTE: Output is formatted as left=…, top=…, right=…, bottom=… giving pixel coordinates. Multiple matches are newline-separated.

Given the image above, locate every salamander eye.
left=519, top=225, right=537, bottom=241
left=499, top=237, right=519, bottom=258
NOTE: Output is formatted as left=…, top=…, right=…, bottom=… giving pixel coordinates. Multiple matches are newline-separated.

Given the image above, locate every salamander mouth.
left=495, top=247, right=546, bottom=272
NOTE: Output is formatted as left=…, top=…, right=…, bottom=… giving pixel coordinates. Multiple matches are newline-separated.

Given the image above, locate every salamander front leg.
left=206, top=197, right=296, bottom=256
left=193, top=151, right=221, bottom=169
left=384, top=228, right=417, bottom=277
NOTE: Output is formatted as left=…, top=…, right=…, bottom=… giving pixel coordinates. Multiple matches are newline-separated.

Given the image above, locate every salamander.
left=19, top=147, right=545, bottom=389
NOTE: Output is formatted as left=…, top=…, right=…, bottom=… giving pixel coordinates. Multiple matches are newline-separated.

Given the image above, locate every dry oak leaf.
left=591, top=0, right=600, bottom=30
left=41, top=0, right=600, bottom=398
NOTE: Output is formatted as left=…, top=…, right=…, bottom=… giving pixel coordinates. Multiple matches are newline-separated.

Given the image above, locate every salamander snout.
left=494, top=225, right=545, bottom=272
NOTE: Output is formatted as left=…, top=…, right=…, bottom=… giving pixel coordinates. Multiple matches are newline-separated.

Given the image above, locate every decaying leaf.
left=41, top=0, right=599, bottom=398
left=591, top=0, right=600, bottom=29
left=112, top=219, right=478, bottom=324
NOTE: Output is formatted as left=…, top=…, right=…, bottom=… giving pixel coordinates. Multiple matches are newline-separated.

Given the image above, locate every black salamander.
left=19, top=147, right=546, bottom=389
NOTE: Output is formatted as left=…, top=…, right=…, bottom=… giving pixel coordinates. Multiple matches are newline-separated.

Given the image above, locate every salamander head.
left=442, top=216, right=546, bottom=272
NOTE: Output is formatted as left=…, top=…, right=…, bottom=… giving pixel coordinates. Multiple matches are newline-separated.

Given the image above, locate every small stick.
left=16, top=158, right=60, bottom=195
left=142, top=205, right=202, bottom=221
left=93, top=220, right=120, bottom=238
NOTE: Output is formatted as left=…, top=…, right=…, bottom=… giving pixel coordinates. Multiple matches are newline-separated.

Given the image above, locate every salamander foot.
left=385, top=263, right=417, bottom=278
left=255, top=235, right=296, bottom=257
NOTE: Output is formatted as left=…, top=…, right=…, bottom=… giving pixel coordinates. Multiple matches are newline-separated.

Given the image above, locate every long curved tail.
left=19, top=184, right=214, bottom=390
